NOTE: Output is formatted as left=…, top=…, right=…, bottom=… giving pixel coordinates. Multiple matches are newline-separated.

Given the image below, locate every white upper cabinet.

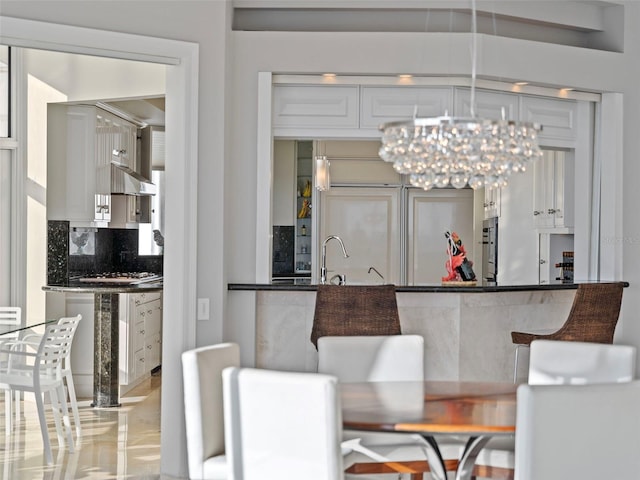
left=520, top=96, right=578, bottom=146
left=48, top=104, right=111, bottom=226
left=454, top=88, right=519, bottom=121
left=272, top=85, right=359, bottom=129
left=484, top=187, right=501, bottom=219
left=272, top=83, right=583, bottom=149
left=533, top=150, right=574, bottom=231
left=48, top=104, right=141, bottom=227
left=360, top=86, right=452, bottom=129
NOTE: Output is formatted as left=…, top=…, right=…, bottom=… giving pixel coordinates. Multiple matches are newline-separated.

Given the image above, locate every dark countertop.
left=228, top=281, right=629, bottom=293
left=43, top=281, right=163, bottom=294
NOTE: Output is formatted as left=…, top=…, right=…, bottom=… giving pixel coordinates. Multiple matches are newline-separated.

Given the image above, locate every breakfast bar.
left=227, top=282, right=626, bottom=383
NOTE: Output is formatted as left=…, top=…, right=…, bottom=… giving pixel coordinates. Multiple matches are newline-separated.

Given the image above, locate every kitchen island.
left=44, top=281, right=163, bottom=407
left=227, top=282, right=627, bottom=382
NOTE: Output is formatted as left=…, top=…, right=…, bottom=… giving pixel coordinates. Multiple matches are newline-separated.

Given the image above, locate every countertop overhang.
left=43, top=281, right=163, bottom=294
left=228, top=282, right=628, bottom=293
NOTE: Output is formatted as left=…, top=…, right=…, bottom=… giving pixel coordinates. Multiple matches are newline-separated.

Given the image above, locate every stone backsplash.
left=47, top=220, right=163, bottom=284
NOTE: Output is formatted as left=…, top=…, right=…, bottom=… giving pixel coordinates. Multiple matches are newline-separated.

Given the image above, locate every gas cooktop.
left=78, top=272, right=163, bottom=285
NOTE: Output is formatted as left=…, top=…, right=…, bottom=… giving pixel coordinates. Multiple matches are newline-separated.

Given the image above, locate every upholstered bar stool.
left=511, top=282, right=625, bottom=382
left=310, top=284, right=401, bottom=349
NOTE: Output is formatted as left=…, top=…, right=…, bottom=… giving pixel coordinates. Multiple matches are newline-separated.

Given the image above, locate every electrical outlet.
left=197, top=298, right=210, bottom=320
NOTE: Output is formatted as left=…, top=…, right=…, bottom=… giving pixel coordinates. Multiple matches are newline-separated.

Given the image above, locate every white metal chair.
left=476, top=340, right=637, bottom=477
left=12, top=315, right=83, bottom=437
left=0, top=316, right=81, bottom=465
left=0, top=307, right=21, bottom=435
left=181, top=342, right=240, bottom=480
left=4, top=315, right=83, bottom=439
left=0, top=307, right=21, bottom=342
left=222, top=367, right=344, bottom=480
left=514, top=381, right=640, bottom=480
left=318, top=335, right=438, bottom=478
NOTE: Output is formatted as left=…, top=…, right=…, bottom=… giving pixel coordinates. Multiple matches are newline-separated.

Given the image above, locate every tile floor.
left=0, top=373, right=166, bottom=480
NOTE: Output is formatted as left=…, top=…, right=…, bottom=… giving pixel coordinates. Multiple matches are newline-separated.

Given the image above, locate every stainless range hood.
left=111, top=158, right=157, bottom=196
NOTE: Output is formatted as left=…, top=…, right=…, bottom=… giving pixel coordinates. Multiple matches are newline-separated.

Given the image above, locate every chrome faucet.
left=368, top=266, right=385, bottom=283
left=320, top=235, right=349, bottom=285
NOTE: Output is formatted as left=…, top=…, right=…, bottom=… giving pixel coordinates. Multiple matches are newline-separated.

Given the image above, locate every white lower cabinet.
left=119, top=291, right=163, bottom=393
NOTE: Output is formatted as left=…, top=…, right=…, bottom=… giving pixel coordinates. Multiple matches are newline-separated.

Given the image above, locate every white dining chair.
left=475, top=340, right=637, bottom=477
left=0, top=317, right=81, bottom=465
left=181, top=342, right=240, bottom=480
left=514, top=380, right=640, bottom=480
left=7, top=315, right=84, bottom=438
left=527, top=339, right=636, bottom=385
left=222, top=366, right=344, bottom=480
left=318, top=335, right=438, bottom=478
left=0, top=307, right=21, bottom=342
left=0, top=307, right=21, bottom=435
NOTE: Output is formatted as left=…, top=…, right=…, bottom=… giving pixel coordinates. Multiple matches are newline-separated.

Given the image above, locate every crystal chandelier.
left=378, top=1, right=542, bottom=191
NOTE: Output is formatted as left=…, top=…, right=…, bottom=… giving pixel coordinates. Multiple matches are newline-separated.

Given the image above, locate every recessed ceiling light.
left=514, top=82, right=528, bottom=86
left=398, top=74, right=413, bottom=79
left=322, top=73, right=336, bottom=78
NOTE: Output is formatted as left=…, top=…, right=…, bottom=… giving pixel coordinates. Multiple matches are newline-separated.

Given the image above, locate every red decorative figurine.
left=442, top=231, right=476, bottom=283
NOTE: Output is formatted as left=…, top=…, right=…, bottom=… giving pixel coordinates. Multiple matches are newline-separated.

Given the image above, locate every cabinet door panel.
left=533, top=151, right=555, bottom=228
left=62, top=106, right=100, bottom=222
left=133, top=320, right=146, bottom=352
left=553, top=151, right=574, bottom=228
left=533, top=150, right=574, bottom=230
left=408, top=189, right=475, bottom=285
left=273, top=85, right=359, bottom=128
left=319, top=187, right=400, bottom=284
left=454, top=88, right=519, bottom=121
left=145, top=333, right=161, bottom=370
left=360, top=86, right=452, bottom=128
left=520, top=96, right=578, bottom=144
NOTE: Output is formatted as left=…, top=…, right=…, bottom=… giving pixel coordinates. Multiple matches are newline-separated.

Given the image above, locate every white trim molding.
left=0, top=15, right=199, bottom=478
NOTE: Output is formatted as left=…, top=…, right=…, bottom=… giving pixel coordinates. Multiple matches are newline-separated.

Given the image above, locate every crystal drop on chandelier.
left=379, top=116, right=543, bottom=191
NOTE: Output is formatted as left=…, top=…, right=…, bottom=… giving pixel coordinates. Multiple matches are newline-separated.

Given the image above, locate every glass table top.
left=0, top=319, right=57, bottom=337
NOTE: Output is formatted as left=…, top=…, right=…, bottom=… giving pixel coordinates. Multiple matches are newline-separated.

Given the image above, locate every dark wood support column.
left=92, top=292, right=121, bottom=407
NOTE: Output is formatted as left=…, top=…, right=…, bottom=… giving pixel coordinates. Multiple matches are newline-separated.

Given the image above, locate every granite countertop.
left=227, top=282, right=590, bottom=292
left=43, top=281, right=163, bottom=294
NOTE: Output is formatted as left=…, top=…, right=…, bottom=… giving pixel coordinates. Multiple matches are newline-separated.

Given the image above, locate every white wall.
left=24, top=49, right=165, bottom=102
left=1, top=2, right=229, bottom=478
left=2, top=1, right=640, bottom=477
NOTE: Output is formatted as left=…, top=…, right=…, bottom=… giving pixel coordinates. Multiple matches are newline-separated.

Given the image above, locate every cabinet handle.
left=489, top=201, right=495, bottom=206
left=533, top=210, right=543, bottom=216
left=483, top=203, right=488, bottom=208
left=147, top=345, right=152, bottom=350
left=540, top=259, right=547, bottom=265
left=140, top=329, right=145, bottom=335
left=547, top=208, right=557, bottom=214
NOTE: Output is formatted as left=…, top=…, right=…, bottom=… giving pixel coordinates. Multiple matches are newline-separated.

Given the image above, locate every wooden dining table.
left=340, top=380, right=518, bottom=480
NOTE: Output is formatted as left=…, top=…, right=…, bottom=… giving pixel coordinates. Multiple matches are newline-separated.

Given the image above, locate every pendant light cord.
left=470, top=0, right=477, bottom=118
